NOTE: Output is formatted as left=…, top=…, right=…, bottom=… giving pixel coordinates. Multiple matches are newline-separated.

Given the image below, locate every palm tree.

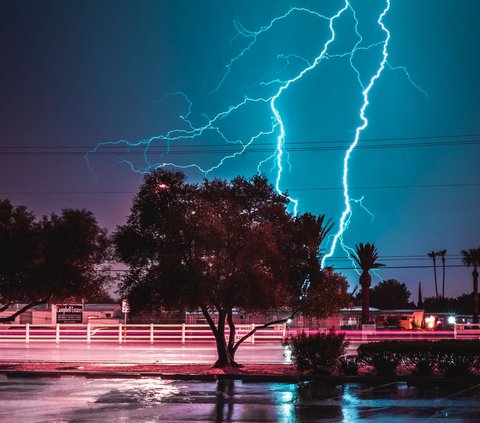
left=461, top=248, right=480, bottom=324
left=428, top=251, right=439, bottom=298
left=352, top=243, right=384, bottom=325
left=437, top=249, right=447, bottom=298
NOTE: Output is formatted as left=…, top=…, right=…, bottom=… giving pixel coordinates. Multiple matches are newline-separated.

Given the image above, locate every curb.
left=2, top=369, right=480, bottom=385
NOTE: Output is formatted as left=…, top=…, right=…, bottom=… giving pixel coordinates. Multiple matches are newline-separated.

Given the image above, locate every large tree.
left=461, top=248, right=480, bottom=323
left=355, top=279, right=412, bottom=310
left=115, top=170, right=350, bottom=368
left=0, top=199, right=111, bottom=322
left=352, top=243, right=384, bottom=325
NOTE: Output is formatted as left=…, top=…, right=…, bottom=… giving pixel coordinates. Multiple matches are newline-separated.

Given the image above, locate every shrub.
left=357, top=341, right=402, bottom=376
left=435, top=340, right=480, bottom=377
left=357, top=340, right=480, bottom=377
left=339, top=355, right=359, bottom=376
left=398, top=341, right=438, bottom=376
left=285, top=331, right=348, bottom=375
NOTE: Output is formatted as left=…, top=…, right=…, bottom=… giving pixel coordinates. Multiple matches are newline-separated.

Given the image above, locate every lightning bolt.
left=321, top=0, right=392, bottom=268
left=87, top=0, right=426, bottom=269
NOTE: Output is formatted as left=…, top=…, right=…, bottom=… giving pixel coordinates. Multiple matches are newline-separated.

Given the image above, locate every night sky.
left=1, top=0, right=479, bottom=299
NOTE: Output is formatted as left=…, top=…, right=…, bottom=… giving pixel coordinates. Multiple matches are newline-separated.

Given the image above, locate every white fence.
left=0, top=323, right=286, bottom=344
left=1, top=323, right=478, bottom=345
left=453, top=323, right=480, bottom=339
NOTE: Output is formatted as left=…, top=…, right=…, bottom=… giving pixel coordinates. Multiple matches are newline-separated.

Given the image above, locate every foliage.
left=357, top=341, right=402, bottom=376
left=285, top=331, right=348, bottom=375
left=354, top=279, right=413, bottom=310
left=357, top=340, right=480, bottom=377
left=115, top=170, right=350, bottom=367
left=370, top=279, right=412, bottom=309
left=398, top=341, right=439, bottom=376
left=423, top=296, right=462, bottom=313
left=435, top=340, right=480, bottom=376
left=339, top=355, right=359, bottom=376
left=423, top=293, right=477, bottom=315
left=383, top=316, right=402, bottom=329
left=0, top=199, right=111, bottom=321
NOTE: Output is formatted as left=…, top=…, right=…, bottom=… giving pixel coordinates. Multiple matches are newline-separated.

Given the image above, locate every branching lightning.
left=321, top=0, right=392, bottom=268
left=87, top=0, right=426, bottom=271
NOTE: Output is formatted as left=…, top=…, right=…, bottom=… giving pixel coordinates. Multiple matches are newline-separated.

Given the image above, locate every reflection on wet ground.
left=1, top=375, right=480, bottom=422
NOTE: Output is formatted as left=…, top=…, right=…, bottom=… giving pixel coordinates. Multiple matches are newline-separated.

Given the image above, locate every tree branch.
left=0, top=303, right=12, bottom=313
left=232, top=310, right=297, bottom=354
left=226, top=309, right=235, bottom=351
left=0, top=297, right=51, bottom=323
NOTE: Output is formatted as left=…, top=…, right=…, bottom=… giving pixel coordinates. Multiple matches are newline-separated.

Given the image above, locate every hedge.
left=357, top=340, right=480, bottom=376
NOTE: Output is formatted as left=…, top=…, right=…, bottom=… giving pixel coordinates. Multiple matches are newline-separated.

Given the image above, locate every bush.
left=435, top=340, right=480, bottom=376
left=357, top=340, right=480, bottom=377
left=357, top=341, right=402, bottom=376
left=285, top=331, right=348, bottom=375
left=398, top=341, right=438, bottom=376
left=339, top=355, right=359, bottom=376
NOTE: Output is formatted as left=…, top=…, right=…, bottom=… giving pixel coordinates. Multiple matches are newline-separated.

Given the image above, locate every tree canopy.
left=355, top=279, right=413, bottom=310
left=115, top=170, right=350, bottom=367
left=0, top=199, right=111, bottom=321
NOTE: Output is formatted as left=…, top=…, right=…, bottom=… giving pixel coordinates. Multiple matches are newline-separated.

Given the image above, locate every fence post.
left=87, top=323, right=91, bottom=344
left=182, top=323, right=186, bottom=344
left=25, top=323, right=30, bottom=344
left=251, top=323, right=255, bottom=344
left=118, top=323, right=123, bottom=344
left=282, top=324, right=286, bottom=339
left=453, top=323, right=457, bottom=340
left=56, top=324, right=60, bottom=344
left=150, top=323, right=154, bottom=344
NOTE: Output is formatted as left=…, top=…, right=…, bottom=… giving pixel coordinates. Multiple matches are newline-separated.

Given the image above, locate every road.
left=0, top=341, right=292, bottom=364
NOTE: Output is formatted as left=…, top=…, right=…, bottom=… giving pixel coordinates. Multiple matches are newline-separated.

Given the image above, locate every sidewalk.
left=0, top=361, right=300, bottom=381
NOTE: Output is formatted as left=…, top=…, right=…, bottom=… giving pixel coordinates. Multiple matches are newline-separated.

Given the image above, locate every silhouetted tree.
left=461, top=248, right=480, bottom=323
left=437, top=249, right=447, bottom=297
left=0, top=199, right=111, bottom=322
left=418, top=281, right=423, bottom=308
left=115, top=170, right=350, bottom=368
left=352, top=243, right=384, bottom=325
left=354, top=279, right=413, bottom=310
left=428, top=250, right=439, bottom=298
left=423, top=296, right=460, bottom=314
left=369, top=279, right=412, bottom=309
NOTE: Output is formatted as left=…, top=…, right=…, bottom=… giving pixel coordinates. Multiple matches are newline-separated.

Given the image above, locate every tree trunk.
left=226, top=310, right=241, bottom=367
left=473, top=267, right=479, bottom=324
left=360, top=271, right=371, bottom=325
left=433, top=258, right=438, bottom=298
left=200, top=306, right=236, bottom=368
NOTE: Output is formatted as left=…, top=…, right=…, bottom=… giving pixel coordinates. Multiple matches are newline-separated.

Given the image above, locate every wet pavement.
left=1, top=375, right=480, bottom=422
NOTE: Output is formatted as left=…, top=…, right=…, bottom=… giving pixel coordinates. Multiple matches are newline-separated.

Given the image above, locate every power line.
left=1, top=182, right=478, bottom=195
left=1, top=140, right=479, bottom=156
left=1, top=134, right=480, bottom=157
left=2, top=132, right=479, bottom=149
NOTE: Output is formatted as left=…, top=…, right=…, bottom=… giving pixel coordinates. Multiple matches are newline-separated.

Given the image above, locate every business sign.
left=56, top=304, right=84, bottom=324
